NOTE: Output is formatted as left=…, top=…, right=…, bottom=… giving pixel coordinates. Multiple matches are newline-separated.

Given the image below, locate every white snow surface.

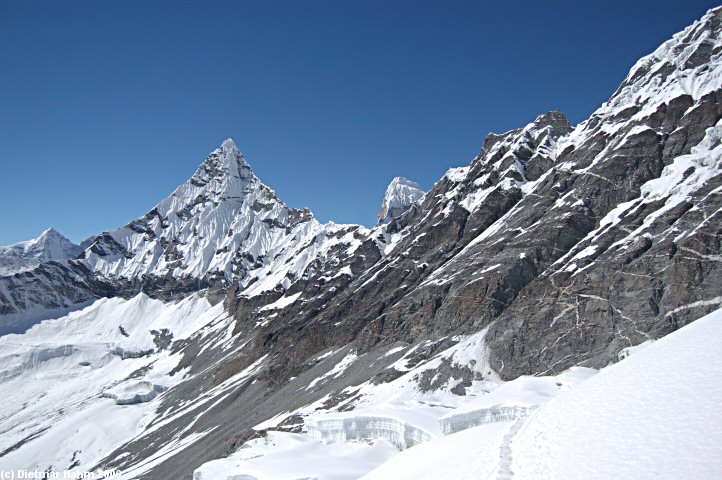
left=438, top=367, right=596, bottom=434
left=510, top=306, right=722, bottom=480
left=0, top=228, right=83, bottom=276
left=360, top=421, right=513, bottom=480
left=193, top=431, right=398, bottom=480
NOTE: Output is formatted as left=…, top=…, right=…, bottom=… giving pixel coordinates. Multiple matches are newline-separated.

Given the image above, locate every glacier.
left=0, top=293, right=227, bottom=473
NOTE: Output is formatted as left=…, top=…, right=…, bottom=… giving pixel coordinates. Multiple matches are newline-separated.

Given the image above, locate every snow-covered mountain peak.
left=33, top=228, right=81, bottom=258
left=388, top=176, right=422, bottom=189
left=378, top=177, right=425, bottom=224
left=83, top=139, right=302, bottom=283
left=221, top=137, right=237, bottom=149
left=4, top=227, right=80, bottom=259
left=0, top=228, right=82, bottom=277
left=217, top=137, right=250, bottom=173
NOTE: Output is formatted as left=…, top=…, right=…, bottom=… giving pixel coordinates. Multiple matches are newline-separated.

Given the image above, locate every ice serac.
left=0, top=228, right=83, bottom=277
left=306, top=409, right=438, bottom=450
left=377, top=177, right=425, bottom=224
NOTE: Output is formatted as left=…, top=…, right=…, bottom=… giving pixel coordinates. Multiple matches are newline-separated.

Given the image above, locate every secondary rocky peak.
left=472, top=110, right=572, bottom=184
left=531, top=110, right=572, bottom=134
left=378, top=177, right=425, bottom=224
left=481, top=110, right=571, bottom=155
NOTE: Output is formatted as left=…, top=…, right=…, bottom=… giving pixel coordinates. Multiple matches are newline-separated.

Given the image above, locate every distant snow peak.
left=0, top=228, right=82, bottom=277
left=33, top=228, right=83, bottom=260
left=378, top=177, right=425, bottom=224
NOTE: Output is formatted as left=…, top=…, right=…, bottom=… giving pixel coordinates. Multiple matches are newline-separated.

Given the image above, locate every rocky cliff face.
left=485, top=8, right=722, bottom=378
left=0, top=7, right=721, bottom=479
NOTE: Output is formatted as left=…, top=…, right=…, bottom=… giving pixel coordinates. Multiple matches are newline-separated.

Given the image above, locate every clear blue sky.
left=1, top=0, right=719, bottom=245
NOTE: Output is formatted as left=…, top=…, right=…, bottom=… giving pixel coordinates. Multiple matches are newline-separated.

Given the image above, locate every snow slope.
left=510, top=307, right=722, bottom=480
left=193, top=431, right=398, bottom=480
left=360, top=421, right=512, bottom=480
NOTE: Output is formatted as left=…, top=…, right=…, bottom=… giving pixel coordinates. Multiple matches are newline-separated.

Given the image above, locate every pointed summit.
left=378, top=177, right=425, bottom=224
left=30, top=228, right=82, bottom=262
left=40, top=227, right=61, bottom=237
left=219, top=138, right=251, bottom=171
left=187, top=138, right=257, bottom=197
left=221, top=137, right=241, bottom=153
